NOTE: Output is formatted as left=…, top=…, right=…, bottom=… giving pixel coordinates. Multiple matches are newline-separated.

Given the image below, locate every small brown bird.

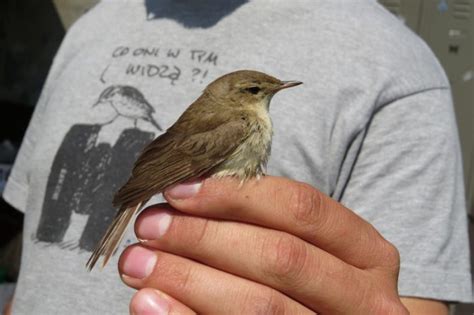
left=86, top=70, right=302, bottom=270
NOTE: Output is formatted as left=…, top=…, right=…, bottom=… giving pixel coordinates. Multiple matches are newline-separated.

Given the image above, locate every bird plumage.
left=86, top=70, right=302, bottom=270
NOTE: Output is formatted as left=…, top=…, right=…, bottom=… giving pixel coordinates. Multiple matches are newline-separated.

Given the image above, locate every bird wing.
left=88, top=116, right=251, bottom=270
left=113, top=116, right=251, bottom=208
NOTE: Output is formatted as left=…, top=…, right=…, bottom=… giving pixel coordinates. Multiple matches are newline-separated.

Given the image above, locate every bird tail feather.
left=86, top=202, right=142, bottom=271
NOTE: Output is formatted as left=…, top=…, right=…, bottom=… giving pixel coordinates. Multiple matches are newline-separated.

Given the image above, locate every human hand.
left=118, top=176, right=408, bottom=314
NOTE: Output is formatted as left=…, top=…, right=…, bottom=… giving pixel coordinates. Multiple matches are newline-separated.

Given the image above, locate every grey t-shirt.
left=3, top=0, right=472, bottom=313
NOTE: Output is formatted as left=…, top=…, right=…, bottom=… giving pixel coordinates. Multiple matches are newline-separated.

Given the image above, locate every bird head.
left=93, top=86, right=123, bottom=107
left=204, top=70, right=302, bottom=110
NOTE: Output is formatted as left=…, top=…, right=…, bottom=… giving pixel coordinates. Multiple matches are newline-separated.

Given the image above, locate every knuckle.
left=187, top=217, right=213, bottom=249
left=242, top=288, right=288, bottom=315
left=261, top=233, right=309, bottom=285
left=173, top=264, right=193, bottom=293
left=288, top=183, right=324, bottom=229
left=369, top=292, right=409, bottom=315
left=379, top=240, right=401, bottom=271
left=361, top=227, right=401, bottom=271
left=355, top=278, right=408, bottom=315
left=155, top=258, right=194, bottom=294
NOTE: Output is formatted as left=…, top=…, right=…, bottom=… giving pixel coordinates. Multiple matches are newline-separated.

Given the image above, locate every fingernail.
left=165, top=181, right=202, bottom=200
left=122, top=246, right=157, bottom=279
left=138, top=211, right=172, bottom=240
left=132, top=290, right=169, bottom=315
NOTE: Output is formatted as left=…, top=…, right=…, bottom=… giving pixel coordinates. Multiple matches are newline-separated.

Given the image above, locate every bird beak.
left=274, top=80, right=303, bottom=92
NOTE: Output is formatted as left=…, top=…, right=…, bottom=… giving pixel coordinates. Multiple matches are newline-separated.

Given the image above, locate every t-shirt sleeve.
left=340, top=87, right=472, bottom=302
left=1, top=9, right=97, bottom=213
left=2, top=77, right=52, bottom=213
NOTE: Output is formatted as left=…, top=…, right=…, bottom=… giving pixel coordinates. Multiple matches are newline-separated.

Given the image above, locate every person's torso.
left=13, top=1, right=435, bottom=313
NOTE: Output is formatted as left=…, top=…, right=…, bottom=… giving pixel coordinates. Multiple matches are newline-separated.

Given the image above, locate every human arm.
left=400, top=297, right=448, bottom=315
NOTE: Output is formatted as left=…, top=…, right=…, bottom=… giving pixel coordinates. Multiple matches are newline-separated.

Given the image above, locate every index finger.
left=164, top=176, right=399, bottom=271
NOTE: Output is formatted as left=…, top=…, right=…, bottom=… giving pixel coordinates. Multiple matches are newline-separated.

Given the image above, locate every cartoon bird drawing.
left=94, top=85, right=162, bottom=131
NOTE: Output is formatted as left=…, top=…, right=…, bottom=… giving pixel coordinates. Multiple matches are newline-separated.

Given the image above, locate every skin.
left=118, top=176, right=449, bottom=314
left=2, top=299, right=12, bottom=315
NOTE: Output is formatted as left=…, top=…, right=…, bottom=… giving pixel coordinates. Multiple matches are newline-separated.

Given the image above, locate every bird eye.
left=245, top=87, right=261, bottom=94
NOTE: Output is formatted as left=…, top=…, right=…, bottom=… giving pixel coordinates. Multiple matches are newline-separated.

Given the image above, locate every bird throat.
left=212, top=99, right=273, bottom=180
